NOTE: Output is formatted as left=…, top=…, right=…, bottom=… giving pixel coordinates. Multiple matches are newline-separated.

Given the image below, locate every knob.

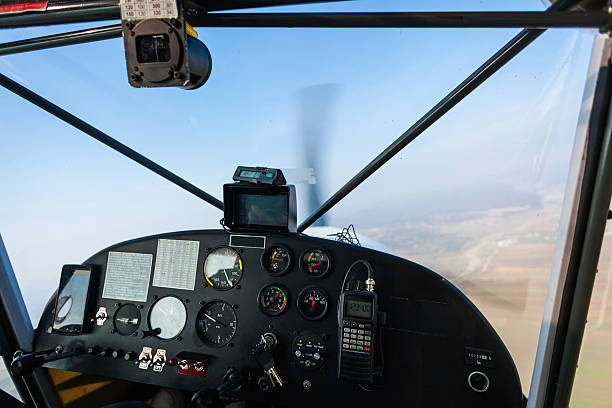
left=313, top=352, right=320, bottom=360
left=468, top=371, right=490, bottom=393
left=295, top=350, right=302, bottom=358
left=124, top=352, right=137, bottom=361
left=99, top=348, right=112, bottom=357
left=112, top=349, right=125, bottom=359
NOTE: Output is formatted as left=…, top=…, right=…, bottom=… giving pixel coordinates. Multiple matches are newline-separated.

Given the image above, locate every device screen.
left=345, top=297, right=373, bottom=319
left=236, top=193, right=288, bottom=227
left=53, top=267, right=92, bottom=334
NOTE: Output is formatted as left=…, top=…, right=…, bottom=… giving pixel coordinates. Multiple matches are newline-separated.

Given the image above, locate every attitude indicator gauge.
left=300, top=248, right=332, bottom=278
left=258, top=284, right=289, bottom=316
left=204, top=247, right=243, bottom=290
left=262, top=246, right=292, bottom=275
left=297, top=286, right=329, bottom=320
left=196, top=301, right=237, bottom=347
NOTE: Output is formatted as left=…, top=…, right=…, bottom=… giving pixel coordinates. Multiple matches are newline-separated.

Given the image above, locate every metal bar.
left=1, top=9, right=608, bottom=30
left=297, top=0, right=578, bottom=232
left=552, top=55, right=612, bottom=408
left=0, top=4, right=119, bottom=28
left=0, top=73, right=224, bottom=210
left=526, top=34, right=612, bottom=408
left=189, top=11, right=610, bottom=29
left=0, top=24, right=121, bottom=56
left=0, top=234, right=62, bottom=408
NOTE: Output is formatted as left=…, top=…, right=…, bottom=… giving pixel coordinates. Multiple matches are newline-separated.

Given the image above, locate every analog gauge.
left=300, top=248, right=332, bottom=278
left=114, top=304, right=141, bottom=336
left=148, top=296, right=187, bottom=340
left=204, top=247, right=243, bottom=290
left=258, top=284, right=289, bottom=316
left=297, top=286, right=329, bottom=321
left=262, top=246, right=292, bottom=275
left=196, top=301, right=237, bottom=347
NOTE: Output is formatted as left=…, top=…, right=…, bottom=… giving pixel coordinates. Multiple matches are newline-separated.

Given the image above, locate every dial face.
left=262, top=246, right=292, bottom=275
left=196, top=301, right=237, bottom=347
left=204, top=247, right=243, bottom=290
left=114, top=304, right=141, bottom=336
left=258, top=284, right=289, bottom=316
left=149, top=296, right=187, bottom=340
left=301, top=249, right=331, bottom=278
left=297, top=286, right=329, bottom=320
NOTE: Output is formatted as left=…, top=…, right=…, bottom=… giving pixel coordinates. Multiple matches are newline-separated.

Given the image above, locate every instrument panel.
left=33, top=230, right=523, bottom=407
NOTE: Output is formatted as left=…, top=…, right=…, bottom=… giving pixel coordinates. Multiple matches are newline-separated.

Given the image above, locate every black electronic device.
left=52, top=264, right=94, bottom=335
left=337, top=261, right=379, bottom=385
left=224, top=166, right=296, bottom=233
left=232, top=166, right=287, bottom=185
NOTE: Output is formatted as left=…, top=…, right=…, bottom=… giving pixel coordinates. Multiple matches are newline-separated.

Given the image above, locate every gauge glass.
left=56, top=296, right=73, bottom=322
left=149, top=296, right=187, bottom=339
left=196, top=301, right=237, bottom=346
left=258, top=284, right=289, bottom=316
left=204, top=247, right=243, bottom=289
left=297, top=286, right=329, bottom=320
left=301, top=249, right=331, bottom=278
left=262, top=246, right=292, bottom=275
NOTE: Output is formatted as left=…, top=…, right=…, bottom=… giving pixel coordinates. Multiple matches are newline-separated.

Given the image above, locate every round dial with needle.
left=262, top=246, right=292, bottom=275
left=300, top=248, right=332, bottom=278
left=297, top=286, right=329, bottom=320
left=258, top=284, right=289, bottom=316
left=195, top=301, right=237, bottom=346
left=204, top=247, right=243, bottom=290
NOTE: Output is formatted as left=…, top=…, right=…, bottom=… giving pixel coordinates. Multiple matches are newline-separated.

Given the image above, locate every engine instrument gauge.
left=300, top=248, right=332, bottom=278
left=114, top=304, right=141, bottom=336
left=148, top=296, right=187, bottom=340
left=204, top=247, right=243, bottom=290
left=262, top=246, right=292, bottom=275
left=297, top=286, right=329, bottom=320
left=258, top=284, right=289, bottom=316
left=196, top=301, right=237, bottom=347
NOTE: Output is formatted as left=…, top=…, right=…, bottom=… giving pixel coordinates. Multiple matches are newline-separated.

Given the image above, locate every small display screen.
left=236, top=193, right=288, bottom=227
left=345, top=297, right=373, bottom=319
left=239, top=170, right=261, bottom=179
left=53, top=268, right=92, bottom=334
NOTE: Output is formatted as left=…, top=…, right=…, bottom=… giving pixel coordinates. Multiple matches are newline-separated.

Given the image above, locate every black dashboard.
left=33, top=229, right=524, bottom=407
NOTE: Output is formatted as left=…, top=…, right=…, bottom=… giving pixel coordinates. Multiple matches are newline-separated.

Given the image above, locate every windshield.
left=0, top=0, right=600, bottom=401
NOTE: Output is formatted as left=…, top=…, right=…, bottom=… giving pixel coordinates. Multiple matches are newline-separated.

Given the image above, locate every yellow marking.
left=47, top=368, right=112, bottom=405
left=185, top=22, right=198, bottom=38
left=238, top=257, right=243, bottom=270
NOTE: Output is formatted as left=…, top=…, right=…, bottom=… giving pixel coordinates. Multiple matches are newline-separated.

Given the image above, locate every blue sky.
left=0, top=0, right=594, bottom=322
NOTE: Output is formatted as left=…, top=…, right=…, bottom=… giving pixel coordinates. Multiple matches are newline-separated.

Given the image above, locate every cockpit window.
left=0, top=0, right=598, bottom=401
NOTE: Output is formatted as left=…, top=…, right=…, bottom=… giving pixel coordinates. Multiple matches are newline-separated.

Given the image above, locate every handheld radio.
left=337, top=260, right=379, bottom=385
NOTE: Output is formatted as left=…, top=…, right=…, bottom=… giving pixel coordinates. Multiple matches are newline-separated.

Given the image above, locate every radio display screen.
left=236, top=193, right=288, bottom=227
left=345, top=297, right=373, bottom=319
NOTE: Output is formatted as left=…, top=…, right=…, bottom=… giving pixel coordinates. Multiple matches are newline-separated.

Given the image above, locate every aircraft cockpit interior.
left=12, top=167, right=523, bottom=407
left=1, top=1, right=612, bottom=408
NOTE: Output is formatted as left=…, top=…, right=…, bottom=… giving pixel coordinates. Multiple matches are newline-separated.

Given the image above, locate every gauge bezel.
left=203, top=246, right=244, bottom=291
left=299, top=247, right=332, bottom=279
left=195, top=300, right=238, bottom=347
left=297, top=286, right=329, bottom=321
left=147, top=295, right=187, bottom=341
left=257, top=283, right=290, bottom=317
left=260, top=245, right=293, bottom=276
left=113, top=303, right=141, bottom=336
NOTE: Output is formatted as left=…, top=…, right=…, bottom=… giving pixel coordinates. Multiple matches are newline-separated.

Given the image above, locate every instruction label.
left=120, top=0, right=178, bottom=20
left=102, top=252, right=153, bottom=302
left=153, top=239, right=199, bottom=291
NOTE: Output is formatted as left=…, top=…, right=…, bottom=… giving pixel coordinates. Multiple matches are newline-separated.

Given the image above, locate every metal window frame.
left=0, top=0, right=611, bottom=406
